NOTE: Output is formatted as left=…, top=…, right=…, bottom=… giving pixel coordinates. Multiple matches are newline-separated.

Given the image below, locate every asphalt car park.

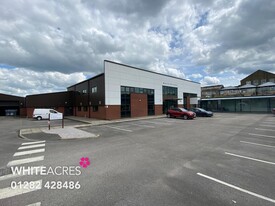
left=79, top=114, right=275, bottom=205
left=1, top=114, right=275, bottom=205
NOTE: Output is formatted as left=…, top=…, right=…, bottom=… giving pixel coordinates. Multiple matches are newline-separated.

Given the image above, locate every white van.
left=33, top=108, right=63, bottom=120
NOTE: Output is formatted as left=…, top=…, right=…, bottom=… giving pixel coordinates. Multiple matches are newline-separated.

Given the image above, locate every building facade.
left=201, top=85, right=224, bottom=98
left=67, top=60, right=201, bottom=119
left=25, top=91, right=75, bottom=118
left=0, top=93, right=25, bottom=116
left=241, top=70, right=275, bottom=86
left=1, top=61, right=201, bottom=119
left=200, top=70, right=275, bottom=112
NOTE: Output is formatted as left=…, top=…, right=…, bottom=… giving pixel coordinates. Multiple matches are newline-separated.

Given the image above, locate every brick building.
left=2, top=60, right=201, bottom=120
left=67, top=60, right=201, bottom=119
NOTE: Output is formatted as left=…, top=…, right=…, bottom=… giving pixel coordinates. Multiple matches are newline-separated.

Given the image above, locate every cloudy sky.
left=0, top=0, right=275, bottom=96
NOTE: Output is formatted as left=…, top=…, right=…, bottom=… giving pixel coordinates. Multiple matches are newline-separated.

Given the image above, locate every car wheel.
left=183, top=115, right=188, bottom=120
left=167, top=113, right=171, bottom=118
left=37, top=116, right=42, bottom=121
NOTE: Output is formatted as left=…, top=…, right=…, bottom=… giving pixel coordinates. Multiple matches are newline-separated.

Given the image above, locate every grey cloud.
left=186, top=0, right=275, bottom=75
left=81, top=0, right=168, bottom=17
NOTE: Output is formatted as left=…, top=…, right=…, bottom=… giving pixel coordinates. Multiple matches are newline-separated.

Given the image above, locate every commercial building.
left=67, top=60, right=201, bottom=119
left=1, top=60, right=201, bottom=119
left=25, top=91, right=75, bottom=118
left=200, top=70, right=275, bottom=112
left=0, top=93, right=25, bottom=116
left=241, top=70, right=275, bottom=86
left=201, top=85, right=224, bottom=98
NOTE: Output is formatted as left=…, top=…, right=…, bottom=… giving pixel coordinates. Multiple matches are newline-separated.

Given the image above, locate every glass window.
left=261, top=79, right=267, bottom=84
left=92, top=106, right=98, bottom=112
left=78, top=106, right=81, bottom=111
left=253, top=80, right=258, bottom=85
left=92, top=86, right=97, bottom=93
left=83, top=106, right=88, bottom=111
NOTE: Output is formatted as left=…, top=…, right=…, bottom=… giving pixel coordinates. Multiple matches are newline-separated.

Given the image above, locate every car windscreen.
left=179, top=108, right=188, bottom=112
left=199, top=108, right=207, bottom=112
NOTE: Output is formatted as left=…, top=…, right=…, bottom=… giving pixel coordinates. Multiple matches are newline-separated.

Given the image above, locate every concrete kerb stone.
left=19, top=115, right=167, bottom=140
left=19, top=127, right=44, bottom=140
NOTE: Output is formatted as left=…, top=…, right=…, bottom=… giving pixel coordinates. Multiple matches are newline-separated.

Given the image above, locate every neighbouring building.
left=0, top=93, right=25, bottom=116
left=241, top=70, right=275, bottom=86
left=201, top=85, right=224, bottom=98
left=25, top=91, right=75, bottom=118
left=200, top=70, right=275, bottom=112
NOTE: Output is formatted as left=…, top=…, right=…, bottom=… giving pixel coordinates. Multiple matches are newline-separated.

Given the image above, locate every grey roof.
left=238, top=84, right=256, bottom=89
left=220, top=86, right=238, bottom=90
left=258, top=82, right=275, bottom=87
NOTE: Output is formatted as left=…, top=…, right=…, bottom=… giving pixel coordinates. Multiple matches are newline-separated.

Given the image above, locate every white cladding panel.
left=104, top=61, right=201, bottom=105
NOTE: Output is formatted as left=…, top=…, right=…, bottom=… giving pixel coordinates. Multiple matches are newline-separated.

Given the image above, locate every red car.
left=166, top=107, right=196, bottom=119
left=272, top=108, right=275, bottom=114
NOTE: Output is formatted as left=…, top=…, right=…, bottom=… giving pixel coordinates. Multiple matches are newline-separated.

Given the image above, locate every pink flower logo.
left=79, top=157, right=90, bottom=168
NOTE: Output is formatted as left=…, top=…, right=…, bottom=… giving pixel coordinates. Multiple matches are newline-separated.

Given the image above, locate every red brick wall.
left=105, top=105, right=120, bottom=120
left=89, top=106, right=106, bottom=119
left=55, top=107, right=65, bottom=114
left=75, top=108, right=89, bottom=118
left=186, top=97, right=191, bottom=109
left=155, top=105, right=163, bottom=115
left=130, top=93, right=148, bottom=118
left=20, top=108, right=27, bottom=117
left=26, top=108, right=34, bottom=118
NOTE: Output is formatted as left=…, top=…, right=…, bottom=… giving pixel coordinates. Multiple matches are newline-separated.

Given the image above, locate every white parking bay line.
left=7, top=156, right=44, bottom=167
left=261, top=122, right=274, bottom=125
left=22, top=141, right=45, bottom=145
left=225, top=152, right=275, bottom=165
left=13, top=148, right=45, bottom=157
left=18, top=144, right=45, bottom=150
left=104, top=125, right=132, bottom=132
left=197, top=173, right=275, bottom=204
left=240, top=141, right=275, bottom=149
left=248, top=133, right=275, bottom=139
left=127, top=123, right=155, bottom=128
left=26, top=202, right=41, bottom=206
left=255, top=128, right=275, bottom=132
left=259, top=124, right=275, bottom=128
left=0, top=180, right=42, bottom=200
left=142, top=120, right=168, bottom=125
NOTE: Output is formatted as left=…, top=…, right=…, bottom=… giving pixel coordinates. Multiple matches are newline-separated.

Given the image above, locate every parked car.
left=272, top=108, right=275, bottom=115
left=166, top=107, right=196, bottom=119
left=190, top=108, right=213, bottom=117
